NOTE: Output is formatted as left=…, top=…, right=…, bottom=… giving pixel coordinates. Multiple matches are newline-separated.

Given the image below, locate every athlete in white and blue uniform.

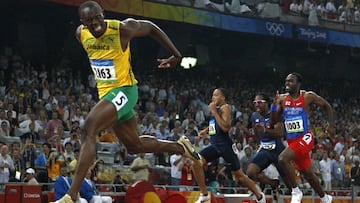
left=246, top=93, right=291, bottom=200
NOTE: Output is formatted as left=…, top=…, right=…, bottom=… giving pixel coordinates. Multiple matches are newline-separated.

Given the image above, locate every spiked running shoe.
left=51, top=194, right=75, bottom=203
left=177, top=136, right=200, bottom=160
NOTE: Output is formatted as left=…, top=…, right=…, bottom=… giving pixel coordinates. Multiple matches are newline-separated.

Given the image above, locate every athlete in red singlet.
left=272, top=72, right=335, bottom=203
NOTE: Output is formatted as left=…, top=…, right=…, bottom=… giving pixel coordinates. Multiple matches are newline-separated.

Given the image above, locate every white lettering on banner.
left=266, top=22, right=285, bottom=36
left=298, top=28, right=327, bottom=40
left=24, top=193, right=41, bottom=198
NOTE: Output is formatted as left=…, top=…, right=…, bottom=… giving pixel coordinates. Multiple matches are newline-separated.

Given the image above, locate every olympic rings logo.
left=266, top=22, right=285, bottom=36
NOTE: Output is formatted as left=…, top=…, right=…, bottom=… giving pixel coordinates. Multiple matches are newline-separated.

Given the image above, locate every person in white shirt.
left=334, top=136, right=345, bottom=155
left=319, top=152, right=332, bottom=190
left=290, top=0, right=301, bottom=13
left=0, top=145, right=15, bottom=191
left=170, top=154, right=183, bottom=190
left=25, top=168, right=39, bottom=185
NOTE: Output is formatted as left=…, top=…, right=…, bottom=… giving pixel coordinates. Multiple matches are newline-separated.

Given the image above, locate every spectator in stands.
left=229, top=121, right=245, bottom=144
left=181, top=112, right=193, bottom=130
left=179, top=157, right=194, bottom=191
left=63, top=128, right=81, bottom=151
left=4, top=88, right=17, bottom=105
left=18, top=106, right=32, bottom=123
left=21, top=138, right=37, bottom=170
left=0, top=121, right=10, bottom=137
left=80, top=169, right=112, bottom=203
left=354, top=6, right=360, bottom=23
left=308, top=0, right=319, bottom=26
left=47, top=150, right=65, bottom=182
left=55, top=165, right=87, bottom=203
left=10, top=148, right=24, bottom=182
left=37, top=109, right=48, bottom=131
left=331, top=153, right=345, bottom=187
left=20, top=122, right=40, bottom=144
left=351, top=158, right=360, bottom=186
left=70, top=106, right=85, bottom=127
left=6, top=109, right=18, bottom=137
left=240, top=145, right=253, bottom=172
left=0, top=145, right=14, bottom=191
left=320, top=151, right=332, bottom=190
left=113, top=169, right=127, bottom=192
left=35, top=143, right=51, bottom=188
left=25, top=167, right=39, bottom=185
left=69, top=149, right=79, bottom=179
left=139, top=117, right=152, bottom=135
left=19, top=112, right=42, bottom=134
left=63, top=142, right=75, bottom=165
left=204, top=160, right=220, bottom=194
left=311, top=151, right=322, bottom=186
left=195, top=105, right=206, bottom=124
left=168, top=123, right=182, bottom=142
left=317, top=1, right=327, bottom=19
left=225, top=0, right=252, bottom=14
left=184, top=120, right=198, bottom=144
left=290, top=0, right=302, bottom=13
left=130, top=153, right=151, bottom=182
left=343, top=156, right=353, bottom=187
left=334, top=136, right=345, bottom=155
left=46, top=111, right=64, bottom=141
left=170, top=153, right=183, bottom=190
left=201, top=137, right=211, bottom=150
left=326, top=0, right=337, bottom=19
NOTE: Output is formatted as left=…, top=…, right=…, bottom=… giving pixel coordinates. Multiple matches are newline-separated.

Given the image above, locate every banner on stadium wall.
left=296, top=25, right=360, bottom=48
left=221, top=15, right=293, bottom=38
left=296, top=26, right=329, bottom=43
left=328, top=30, right=360, bottom=48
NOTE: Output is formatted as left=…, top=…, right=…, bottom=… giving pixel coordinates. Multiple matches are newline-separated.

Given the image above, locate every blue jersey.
left=283, top=92, right=309, bottom=139
left=250, top=112, right=286, bottom=176
left=251, top=112, right=283, bottom=149
left=200, top=106, right=240, bottom=171
left=208, top=108, right=233, bottom=147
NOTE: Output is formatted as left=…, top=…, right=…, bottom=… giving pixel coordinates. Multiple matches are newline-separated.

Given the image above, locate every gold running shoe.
left=51, top=194, right=75, bottom=203
left=177, top=136, right=200, bottom=160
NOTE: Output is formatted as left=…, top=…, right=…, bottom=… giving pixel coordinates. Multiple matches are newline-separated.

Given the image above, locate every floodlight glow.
left=180, top=57, right=197, bottom=69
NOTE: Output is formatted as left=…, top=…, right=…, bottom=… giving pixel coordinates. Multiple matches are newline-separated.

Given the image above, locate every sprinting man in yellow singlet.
left=54, top=1, right=199, bottom=202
